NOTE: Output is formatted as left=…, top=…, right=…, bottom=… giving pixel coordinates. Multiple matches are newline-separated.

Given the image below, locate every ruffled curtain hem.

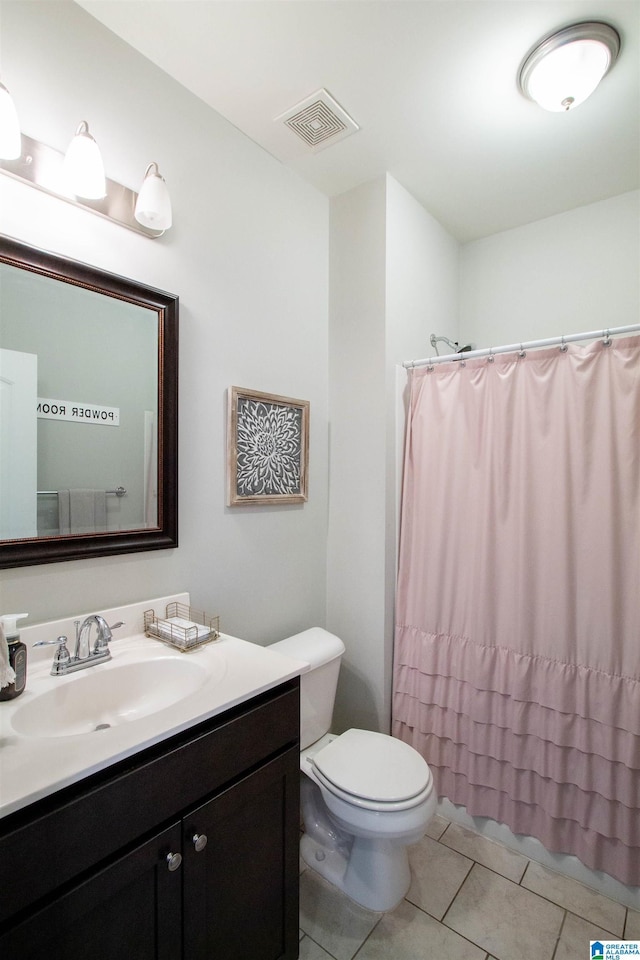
left=392, top=626, right=640, bottom=887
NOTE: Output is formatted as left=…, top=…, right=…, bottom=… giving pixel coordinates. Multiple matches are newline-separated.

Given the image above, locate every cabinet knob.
left=192, top=833, right=208, bottom=852
left=166, top=851, right=182, bottom=872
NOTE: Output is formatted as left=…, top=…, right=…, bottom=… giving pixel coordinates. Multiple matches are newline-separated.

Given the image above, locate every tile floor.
left=298, top=816, right=640, bottom=960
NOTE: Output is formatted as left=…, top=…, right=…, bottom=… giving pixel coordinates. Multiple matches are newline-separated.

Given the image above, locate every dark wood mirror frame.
left=0, top=235, right=178, bottom=569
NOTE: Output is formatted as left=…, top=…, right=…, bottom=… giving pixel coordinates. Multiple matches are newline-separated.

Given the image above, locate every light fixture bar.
left=0, top=132, right=163, bottom=238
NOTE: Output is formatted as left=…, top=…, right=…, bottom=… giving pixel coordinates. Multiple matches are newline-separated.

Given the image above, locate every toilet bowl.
left=269, top=629, right=436, bottom=911
left=300, top=729, right=436, bottom=910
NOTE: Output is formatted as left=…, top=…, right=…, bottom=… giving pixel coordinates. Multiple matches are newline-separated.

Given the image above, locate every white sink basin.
left=11, top=657, right=212, bottom=738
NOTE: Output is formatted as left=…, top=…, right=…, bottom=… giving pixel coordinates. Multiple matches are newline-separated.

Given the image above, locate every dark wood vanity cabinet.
left=0, top=679, right=300, bottom=960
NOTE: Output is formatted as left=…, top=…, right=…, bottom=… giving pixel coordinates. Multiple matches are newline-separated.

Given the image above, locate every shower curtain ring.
left=518, top=344, right=526, bottom=358
left=487, top=347, right=494, bottom=363
left=560, top=336, right=568, bottom=352
left=603, top=329, right=612, bottom=346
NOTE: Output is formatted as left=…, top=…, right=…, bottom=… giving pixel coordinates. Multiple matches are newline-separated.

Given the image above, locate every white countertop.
left=0, top=594, right=307, bottom=820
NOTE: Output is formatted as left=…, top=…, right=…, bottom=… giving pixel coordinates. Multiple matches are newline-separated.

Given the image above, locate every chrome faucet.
left=75, top=614, right=113, bottom=660
left=35, top=615, right=124, bottom=676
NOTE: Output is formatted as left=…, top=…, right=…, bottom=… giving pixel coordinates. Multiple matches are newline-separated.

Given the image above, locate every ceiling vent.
left=276, top=89, right=359, bottom=151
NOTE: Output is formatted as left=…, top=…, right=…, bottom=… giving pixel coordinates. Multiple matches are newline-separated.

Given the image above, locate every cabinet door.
left=183, top=747, right=300, bottom=960
left=0, top=821, right=183, bottom=960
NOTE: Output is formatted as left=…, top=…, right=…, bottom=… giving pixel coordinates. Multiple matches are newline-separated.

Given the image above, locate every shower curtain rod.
left=403, top=323, right=640, bottom=369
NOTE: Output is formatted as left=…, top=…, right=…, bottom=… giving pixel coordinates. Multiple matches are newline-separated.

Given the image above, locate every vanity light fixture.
left=134, top=162, right=172, bottom=230
left=0, top=103, right=172, bottom=237
left=63, top=120, right=106, bottom=199
left=518, top=21, right=621, bottom=112
left=0, top=81, right=21, bottom=159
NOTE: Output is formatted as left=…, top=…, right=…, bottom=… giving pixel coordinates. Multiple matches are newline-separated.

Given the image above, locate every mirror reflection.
left=1, top=263, right=159, bottom=539
left=0, top=236, right=178, bottom=568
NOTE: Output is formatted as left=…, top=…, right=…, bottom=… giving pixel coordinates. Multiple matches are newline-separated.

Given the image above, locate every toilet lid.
left=311, top=729, right=430, bottom=804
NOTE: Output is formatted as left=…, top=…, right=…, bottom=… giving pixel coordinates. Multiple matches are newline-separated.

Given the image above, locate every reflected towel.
left=58, top=489, right=108, bottom=534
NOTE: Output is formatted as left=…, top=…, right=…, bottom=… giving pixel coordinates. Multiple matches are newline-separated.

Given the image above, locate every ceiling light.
left=518, top=22, right=620, bottom=112
left=134, top=162, right=172, bottom=230
left=63, top=120, right=106, bottom=199
left=0, top=81, right=21, bottom=159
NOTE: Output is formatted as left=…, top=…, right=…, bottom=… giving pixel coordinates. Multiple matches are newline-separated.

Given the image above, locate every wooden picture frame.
left=227, top=387, right=309, bottom=506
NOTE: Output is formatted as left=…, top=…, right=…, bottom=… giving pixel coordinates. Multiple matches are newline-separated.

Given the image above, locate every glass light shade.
left=527, top=39, right=612, bottom=111
left=134, top=162, right=172, bottom=230
left=63, top=121, right=106, bottom=199
left=519, top=22, right=620, bottom=112
left=0, top=81, right=21, bottom=159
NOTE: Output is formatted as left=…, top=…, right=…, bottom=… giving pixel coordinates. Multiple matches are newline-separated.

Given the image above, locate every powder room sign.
left=227, top=386, right=309, bottom=506
left=37, top=398, right=120, bottom=426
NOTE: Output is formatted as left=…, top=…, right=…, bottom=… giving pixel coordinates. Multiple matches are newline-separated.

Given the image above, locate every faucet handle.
left=94, top=620, right=125, bottom=654
left=34, top=635, right=69, bottom=648
left=34, top=636, right=71, bottom=675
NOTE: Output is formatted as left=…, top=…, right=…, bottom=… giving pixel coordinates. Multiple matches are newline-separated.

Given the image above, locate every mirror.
left=0, top=235, right=178, bottom=568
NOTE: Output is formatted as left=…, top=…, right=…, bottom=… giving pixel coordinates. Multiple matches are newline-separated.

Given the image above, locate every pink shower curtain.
left=393, top=336, right=640, bottom=886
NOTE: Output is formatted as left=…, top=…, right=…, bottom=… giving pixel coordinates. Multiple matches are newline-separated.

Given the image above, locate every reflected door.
left=0, top=348, right=37, bottom=538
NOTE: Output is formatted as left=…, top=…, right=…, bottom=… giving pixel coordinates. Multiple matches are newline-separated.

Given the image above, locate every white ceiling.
left=77, top=0, right=639, bottom=242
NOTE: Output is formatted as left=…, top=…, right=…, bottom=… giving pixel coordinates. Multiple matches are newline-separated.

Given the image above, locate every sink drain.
left=95, top=723, right=111, bottom=731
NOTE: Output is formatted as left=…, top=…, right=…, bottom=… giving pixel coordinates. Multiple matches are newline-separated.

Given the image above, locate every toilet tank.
left=269, top=628, right=345, bottom=749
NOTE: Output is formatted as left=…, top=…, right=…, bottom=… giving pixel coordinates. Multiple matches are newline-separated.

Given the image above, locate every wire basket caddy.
left=144, top=602, right=220, bottom=652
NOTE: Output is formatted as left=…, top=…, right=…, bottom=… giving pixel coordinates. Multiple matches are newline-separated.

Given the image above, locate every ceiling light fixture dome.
left=518, top=21, right=620, bottom=112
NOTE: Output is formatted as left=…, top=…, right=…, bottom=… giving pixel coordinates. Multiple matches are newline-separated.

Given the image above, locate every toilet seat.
left=310, top=729, right=432, bottom=812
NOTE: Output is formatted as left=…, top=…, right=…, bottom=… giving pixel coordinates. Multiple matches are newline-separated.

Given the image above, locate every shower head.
left=429, top=334, right=476, bottom=356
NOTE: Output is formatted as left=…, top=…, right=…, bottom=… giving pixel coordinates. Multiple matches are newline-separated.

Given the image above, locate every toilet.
left=269, top=627, right=436, bottom=911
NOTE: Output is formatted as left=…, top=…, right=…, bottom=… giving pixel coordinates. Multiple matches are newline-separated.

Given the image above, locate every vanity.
left=0, top=595, right=306, bottom=960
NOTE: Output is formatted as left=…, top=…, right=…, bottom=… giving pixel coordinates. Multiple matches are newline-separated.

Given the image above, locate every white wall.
left=327, top=177, right=388, bottom=733
left=386, top=176, right=460, bottom=364
left=328, top=174, right=458, bottom=734
left=0, top=0, right=329, bottom=644
left=460, top=190, right=640, bottom=347
left=385, top=176, right=459, bottom=725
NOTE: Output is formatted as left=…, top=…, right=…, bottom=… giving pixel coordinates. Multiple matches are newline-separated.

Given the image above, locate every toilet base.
left=301, top=832, right=349, bottom=890
left=301, top=831, right=412, bottom=912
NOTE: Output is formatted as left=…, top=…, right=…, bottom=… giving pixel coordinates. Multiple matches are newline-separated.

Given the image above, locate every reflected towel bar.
left=37, top=486, right=127, bottom=497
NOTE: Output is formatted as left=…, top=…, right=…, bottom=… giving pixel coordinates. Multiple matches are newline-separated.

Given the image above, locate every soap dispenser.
left=0, top=613, right=28, bottom=701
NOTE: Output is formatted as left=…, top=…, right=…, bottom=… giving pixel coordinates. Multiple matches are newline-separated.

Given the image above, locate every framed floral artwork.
left=227, top=387, right=309, bottom=506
